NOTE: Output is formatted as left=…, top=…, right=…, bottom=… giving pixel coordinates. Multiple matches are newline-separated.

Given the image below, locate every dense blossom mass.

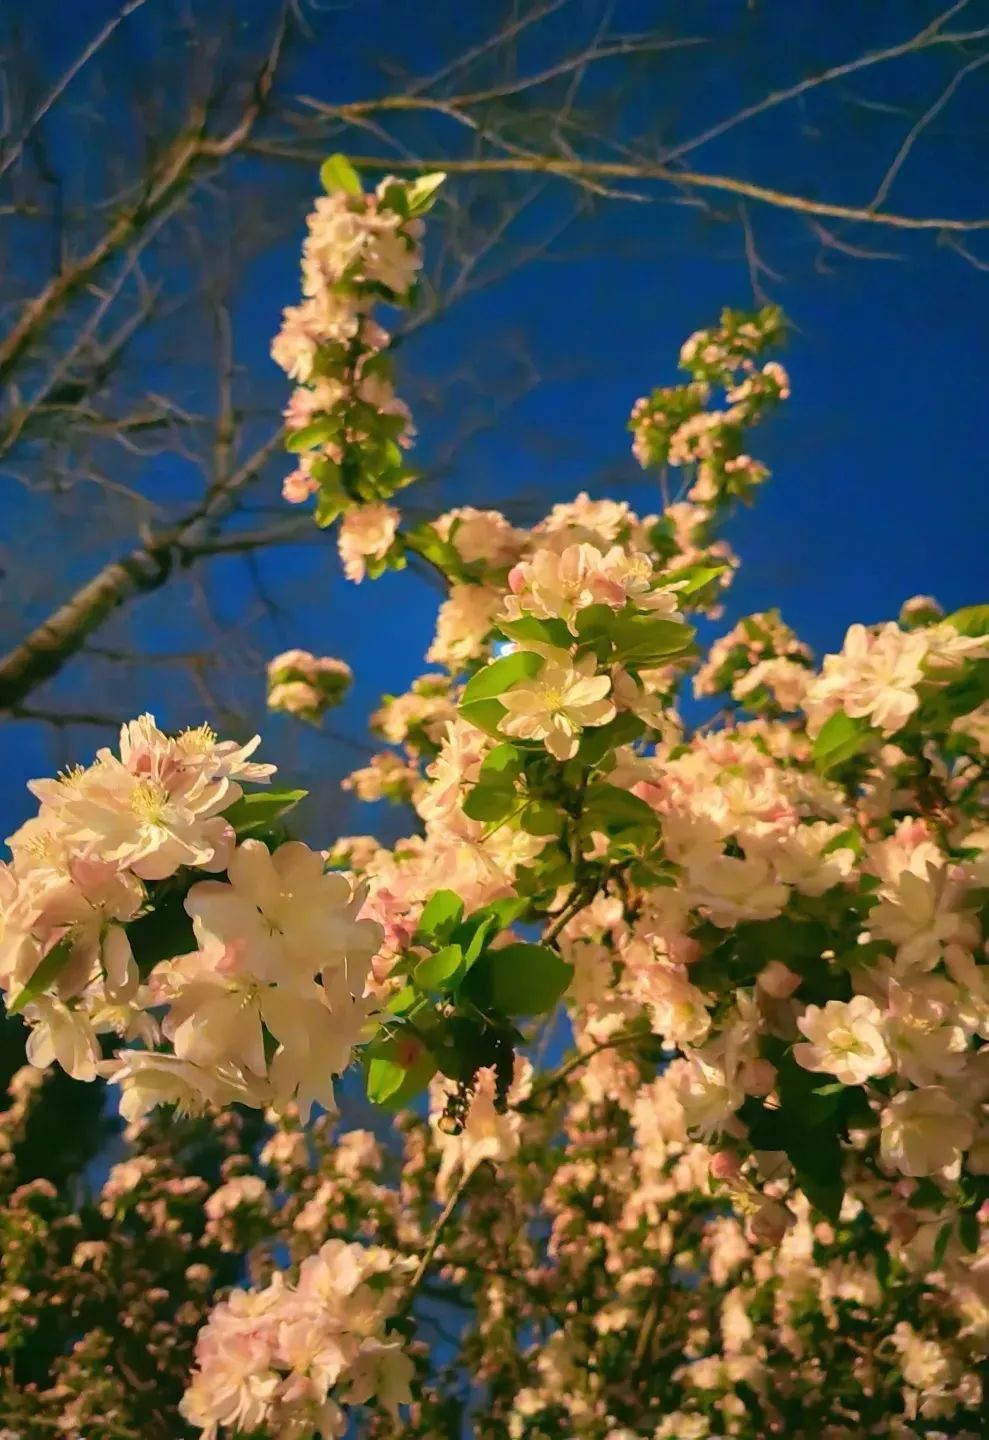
left=2, top=162, right=988, bottom=1437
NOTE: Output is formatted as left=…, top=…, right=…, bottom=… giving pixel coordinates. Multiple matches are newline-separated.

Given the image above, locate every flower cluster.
left=181, top=1239, right=414, bottom=1439
left=4, top=169, right=989, bottom=1438
left=0, top=716, right=271, bottom=1082
left=0, top=716, right=383, bottom=1124
left=629, top=305, right=788, bottom=505
left=127, top=838, right=382, bottom=1123
left=694, top=608, right=813, bottom=712
left=267, top=649, right=353, bottom=722
left=272, top=157, right=443, bottom=525
left=804, top=615, right=988, bottom=737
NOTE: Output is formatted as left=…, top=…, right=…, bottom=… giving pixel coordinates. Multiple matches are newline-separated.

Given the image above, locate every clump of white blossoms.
left=0, top=717, right=271, bottom=1081
left=181, top=1239, right=415, bottom=1439
left=267, top=649, right=353, bottom=722
left=129, top=838, right=382, bottom=1122
left=0, top=715, right=383, bottom=1124
left=271, top=155, right=444, bottom=531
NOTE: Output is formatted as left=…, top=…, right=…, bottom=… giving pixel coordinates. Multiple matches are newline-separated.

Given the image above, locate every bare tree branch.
left=255, top=146, right=989, bottom=233
left=0, top=0, right=151, bottom=181
left=867, top=51, right=989, bottom=212
left=0, top=429, right=284, bottom=710
left=0, top=4, right=287, bottom=382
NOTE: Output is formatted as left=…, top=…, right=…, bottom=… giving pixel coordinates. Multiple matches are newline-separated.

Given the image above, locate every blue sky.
left=3, top=0, right=988, bottom=842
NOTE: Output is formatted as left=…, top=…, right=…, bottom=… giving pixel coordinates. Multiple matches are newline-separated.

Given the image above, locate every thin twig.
left=516, top=1029, right=645, bottom=1111
left=0, top=0, right=151, bottom=181
left=398, top=1161, right=491, bottom=1318
left=255, top=146, right=989, bottom=232
left=867, top=52, right=989, bottom=212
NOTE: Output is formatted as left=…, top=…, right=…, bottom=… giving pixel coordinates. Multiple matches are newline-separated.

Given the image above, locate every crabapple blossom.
left=267, top=650, right=353, bottom=720
left=6, top=219, right=989, bottom=1438
left=499, top=650, right=615, bottom=760
left=181, top=1240, right=414, bottom=1439
left=879, top=1087, right=976, bottom=1177
left=794, top=995, right=892, bottom=1086
left=337, top=502, right=400, bottom=582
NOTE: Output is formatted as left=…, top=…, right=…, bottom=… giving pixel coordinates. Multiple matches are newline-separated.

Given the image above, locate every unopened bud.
left=757, top=961, right=801, bottom=1000
left=741, top=1059, right=777, bottom=1097
left=710, top=1150, right=742, bottom=1182
left=748, top=1197, right=795, bottom=1246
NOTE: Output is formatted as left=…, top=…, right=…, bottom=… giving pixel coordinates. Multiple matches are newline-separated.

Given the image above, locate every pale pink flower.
left=880, top=1086, right=975, bottom=1176
left=337, top=503, right=400, bottom=583
left=794, top=995, right=891, bottom=1086
left=499, top=650, right=615, bottom=761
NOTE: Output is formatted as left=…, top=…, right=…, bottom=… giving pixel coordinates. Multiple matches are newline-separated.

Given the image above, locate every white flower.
left=184, top=840, right=382, bottom=993
left=499, top=650, right=615, bottom=761
left=869, top=863, right=979, bottom=971
left=794, top=995, right=891, bottom=1086
left=880, top=1086, right=975, bottom=1176
left=807, top=622, right=928, bottom=735
left=673, top=1049, right=742, bottom=1140
left=23, top=997, right=101, bottom=1082
left=433, top=506, right=525, bottom=568
left=337, top=503, right=399, bottom=583
left=682, top=852, right=787, bottom=927
left=181, top=1239, right=414, bottom=1438
left=430, top=1058, right=532, bottom=1198
left=884, top=979, right=969, bottom=1086
left=427, top=584, right=502, bottom=666
left=30, top=752, right=234, bottom=882
left=108, top=1051, right=257, bottom=1124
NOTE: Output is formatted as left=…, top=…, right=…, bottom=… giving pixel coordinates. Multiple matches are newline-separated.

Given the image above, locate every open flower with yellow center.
left=794, top=994, right=891, bottom=1086
left=499, top=651, right=615, bottom=760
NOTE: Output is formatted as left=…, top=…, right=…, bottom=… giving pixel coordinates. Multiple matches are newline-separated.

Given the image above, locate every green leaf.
left=464, top=942, right=573, bottom=1017
left=320, top=153, right=362, bottom=196
left=461, top=915, right=499, bottom=966
left=743, top=1057, right=846, bottom=1223
left=414, top=944, right=464, bottom=992
left=797, top=1157, right=844, bottom=1225
left=611, top=613, right=695, bottom=665
left=7, top=935, right=74, bottom=1015
left=458, top=696, right=509, bottom=740
left=812, top=712, right=875, bottom=772
left=314, top=491, right=346, bottom=528
left=366, top=1037, right=436, bottom=1108
left=385, top=984, right=418, bottom=1015
left=959, top=1211, right=980, bottom=1253
left=461, top=781, right=518, bottom=823
left=667, top=563, right=728, bottom=601
left=479, top=743, right=524, bottom=780
left=932, top=1222, right=953, bottom=1269
left=127, top=894, right=198, bottom=974
left=520, top=802, right=562, bottom=836
left=404, top=522, right=469, bottom=581
left=945, top=603, right=989, bottom=637
left=285, top=418, right=339, bottom=453
left=498, top=615, right=572, bottom=650
left=416, top=890, right=464, bottom=942
left=576, top=710, right=644, bottom=765
left=223, top=789, right=308, bottom=835
left=908, top=1178, right=945, bottom=1211
left=404, top=171, right=446, bottom=215
left=460, top=896, right=530, bottom=938
left=582, top=783, right=659, bottom=833
left=460, top=650, right=543, bottom=704
left=573, top=603, right=615, bottom=640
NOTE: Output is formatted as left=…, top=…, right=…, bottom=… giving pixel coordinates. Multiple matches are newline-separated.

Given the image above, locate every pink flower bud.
left=710, top=1150, right=742, bottom=1181
left=748, top=1197, right=795, bottom=1246
left=757, top=961, right=801, bottom=1000
left=741, top=1059, right=777, bottom=1097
